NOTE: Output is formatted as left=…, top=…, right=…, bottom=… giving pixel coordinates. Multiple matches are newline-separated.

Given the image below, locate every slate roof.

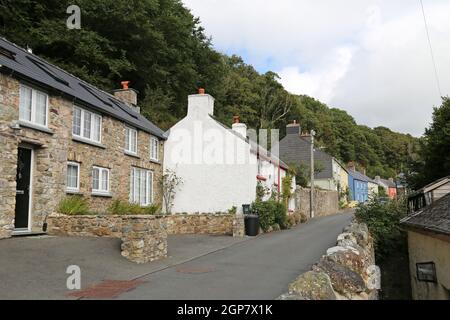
left=401, top=193, right=450, bottom=236
left=278, top=133, right=334, bottom=179
left=209, top=115, right=289, bottom=170
left=380, top=178, right=396, bottom=188
left=0, top=37, right=165, bottom=139
left=348, top=169, right=371, bottom=182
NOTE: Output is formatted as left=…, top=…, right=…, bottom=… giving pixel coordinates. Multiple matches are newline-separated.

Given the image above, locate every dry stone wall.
left=278, top=221, right=380, bottom=300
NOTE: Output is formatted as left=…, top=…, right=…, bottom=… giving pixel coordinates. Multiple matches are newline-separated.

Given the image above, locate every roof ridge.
left=0, top=37, right=138, bottom=114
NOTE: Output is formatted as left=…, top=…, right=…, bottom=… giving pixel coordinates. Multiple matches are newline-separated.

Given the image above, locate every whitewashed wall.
left=164, top=93, right=257, bottom=214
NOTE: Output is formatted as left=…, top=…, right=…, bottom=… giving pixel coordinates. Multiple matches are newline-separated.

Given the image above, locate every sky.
left=182, top=0, right=450, bottom=137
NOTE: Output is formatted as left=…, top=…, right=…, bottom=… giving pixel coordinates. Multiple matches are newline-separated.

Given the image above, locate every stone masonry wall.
left=47, top=214, right=167, bottom=263
left=278, top=221, right=380, bottom=300
left=0, top=73, right=164, bottom=238
left=162, top=214, right=235, bottom=236
left=295, top=186, right=339, bottom=218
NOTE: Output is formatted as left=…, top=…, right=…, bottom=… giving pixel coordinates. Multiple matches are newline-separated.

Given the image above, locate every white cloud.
left=183, top=0, right=450, bottom=136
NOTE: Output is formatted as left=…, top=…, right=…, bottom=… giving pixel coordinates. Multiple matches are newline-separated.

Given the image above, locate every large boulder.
left=288, top=271, right=337, bottom=300
left=312, top=258, right=367, bottom=299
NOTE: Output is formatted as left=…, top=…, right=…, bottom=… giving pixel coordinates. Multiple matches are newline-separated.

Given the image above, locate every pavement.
left=0, top=211, right=353, bottom=300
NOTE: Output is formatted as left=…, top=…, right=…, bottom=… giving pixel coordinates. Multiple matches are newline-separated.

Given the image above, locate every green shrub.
left=286, top=215, right=296, bottom=228
left=300, top=212, right=308, bottom=223
left=227, top=206, right=237, bottom=215
left=58, top=196, right=90, bottom=215
left=273, top=201, right=288, bottom=229
left=140, top=204, right=161, bottom=215
left=354, top=196, right=408, bottom=262
left=108, top=199, right=161, bottom=215
left=252, top=200, right=287, bottom=232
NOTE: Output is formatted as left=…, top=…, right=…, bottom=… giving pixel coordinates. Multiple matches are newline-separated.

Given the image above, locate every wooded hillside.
left=0, top=0, right=420, bottom=179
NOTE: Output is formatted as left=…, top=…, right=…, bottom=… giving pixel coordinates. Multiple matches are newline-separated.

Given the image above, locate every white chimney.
left=231, top=116, right=247, bottom=138
left=187, top=88, right=214, bottom=118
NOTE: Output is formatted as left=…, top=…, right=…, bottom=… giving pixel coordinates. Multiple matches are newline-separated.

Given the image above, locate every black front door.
left=15, top=147, right=32, bottom=229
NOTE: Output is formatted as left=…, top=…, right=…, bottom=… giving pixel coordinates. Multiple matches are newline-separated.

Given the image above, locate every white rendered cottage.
left=163, top=89, right=294, bottom=214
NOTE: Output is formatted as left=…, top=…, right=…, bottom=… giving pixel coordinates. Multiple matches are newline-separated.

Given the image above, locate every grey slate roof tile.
left=401, top=193, right=450, bottom=236
left=0, top=37, right=165, bottom=139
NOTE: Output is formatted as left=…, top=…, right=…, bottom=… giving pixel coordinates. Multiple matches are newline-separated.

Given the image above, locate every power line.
left=419, top=0, right=442, bottom=97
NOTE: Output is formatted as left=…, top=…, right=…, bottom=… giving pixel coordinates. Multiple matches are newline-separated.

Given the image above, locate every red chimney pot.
left=233, top=116, right=240, bottom=124
left=198, top=88, right=205, bottom=94
left=121, top=81, right=130, bottom=90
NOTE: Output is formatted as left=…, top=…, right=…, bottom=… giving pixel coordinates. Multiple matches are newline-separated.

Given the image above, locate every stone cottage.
left=0, top=38, right=166, bottom=239
left=401, top=192, right=450, bottom=300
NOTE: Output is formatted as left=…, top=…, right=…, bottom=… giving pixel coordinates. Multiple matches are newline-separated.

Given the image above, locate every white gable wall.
left=164, top=93, right=257, bottom=214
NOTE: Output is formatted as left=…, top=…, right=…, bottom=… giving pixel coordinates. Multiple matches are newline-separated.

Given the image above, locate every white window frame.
left=19, top=84, right=49, bottom=128
left=125, top=126, right=138, bottom=155
left=129, top=167, right=153, bottom=206
left=150, top=137, right=159, bottom=161
left=92, top=166, right=110, bottom=195
left=66, top=162, right=80, bottom=192
left=72, top=106, right=102, bottom=143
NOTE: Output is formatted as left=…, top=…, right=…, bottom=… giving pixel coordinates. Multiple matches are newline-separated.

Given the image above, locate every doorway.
left=14, top=146, right=34, bottom=233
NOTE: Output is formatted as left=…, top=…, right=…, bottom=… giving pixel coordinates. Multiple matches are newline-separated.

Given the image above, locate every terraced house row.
left=0, top=37, right=166, bottom=238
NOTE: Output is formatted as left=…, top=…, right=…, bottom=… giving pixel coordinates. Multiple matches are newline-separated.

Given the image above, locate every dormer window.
left=72, top=106, right=102, bottom=143
left=125, top=126, right=138, bottom=155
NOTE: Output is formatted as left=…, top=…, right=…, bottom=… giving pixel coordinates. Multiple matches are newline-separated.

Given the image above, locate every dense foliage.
left=252, top=200, right=287, bottom=232
left=406, top=97, right=450, bottom=189
left=1, top=0, right=419, bottom=178
left=57, top=195, right=90, bottom=215
left=354, top=196, right=408, bottom=262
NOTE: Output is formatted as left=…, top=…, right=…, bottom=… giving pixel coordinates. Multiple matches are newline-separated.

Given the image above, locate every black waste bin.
left=244, top=214, right=259, bottom=236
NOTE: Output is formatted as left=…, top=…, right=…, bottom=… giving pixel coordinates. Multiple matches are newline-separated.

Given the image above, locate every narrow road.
left=119, top=211, right=354, bottom=300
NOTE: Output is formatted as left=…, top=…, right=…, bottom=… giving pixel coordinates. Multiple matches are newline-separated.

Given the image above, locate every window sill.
left=18, top=121, right=54, bottom=135
left=72, top=136, right=106, bottom=149
left=92, top=192, right=113, bottom=198
left=66, top=190, right=82, bottom=195
left=124, top=151, right=140, bottom=159
left=150, top=158, right=161, bottom=165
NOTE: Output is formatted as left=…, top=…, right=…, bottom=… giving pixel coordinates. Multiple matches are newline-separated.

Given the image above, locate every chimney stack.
left=187, top=88, right=214, bottom=118
left=286, top=120, right=301, bottom=135
left=113, top=81, right=140, bottom=113
left=232, top=115, right=247, bottom=138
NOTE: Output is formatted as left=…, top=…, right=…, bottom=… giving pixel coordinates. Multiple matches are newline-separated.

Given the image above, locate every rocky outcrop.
left=278, top=221, right=380, bottom=300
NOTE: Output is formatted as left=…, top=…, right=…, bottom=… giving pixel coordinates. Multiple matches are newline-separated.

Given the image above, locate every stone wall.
left=0, top=73, right=164, bottom=238
left=120, top=216, right=167, bottom=264
left=295, top=186, right=339, bottom=218
left=47, top=214, right=167, bottom=263
left=278, top=221, right=380, bottom=300
left=162, top=214, right=235, bottom=236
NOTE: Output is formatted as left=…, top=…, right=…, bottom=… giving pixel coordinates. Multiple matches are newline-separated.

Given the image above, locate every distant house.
left=347, top=169, right=369, bottom=203
left=407, top=176, right=450, bottom=213
left=163, top=90, right=294, bottom=214
left=278, top=122, right=348, bottom=197
left=375, top=176, right=397, bottom=199
left=367, top=179, right=379, bottom=198
left=401, top=193, right=450, bottom=300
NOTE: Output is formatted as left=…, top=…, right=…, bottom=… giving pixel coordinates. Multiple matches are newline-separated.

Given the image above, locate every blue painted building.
left=348, top=169, right=369, bottom=203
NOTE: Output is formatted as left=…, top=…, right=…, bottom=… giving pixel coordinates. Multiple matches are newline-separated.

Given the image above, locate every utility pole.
left=310, top=130, right=316, bottom=219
